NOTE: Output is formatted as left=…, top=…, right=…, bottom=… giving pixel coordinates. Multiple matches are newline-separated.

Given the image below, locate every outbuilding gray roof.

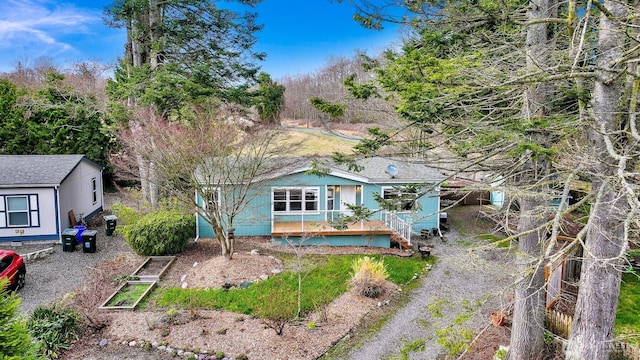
left=0, top=155, right=101, bottom=187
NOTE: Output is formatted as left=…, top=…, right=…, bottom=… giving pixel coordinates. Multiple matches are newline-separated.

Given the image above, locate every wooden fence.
left=545, top=310, right=572, bottom=339
left=545, top=310, right=640, bottom=359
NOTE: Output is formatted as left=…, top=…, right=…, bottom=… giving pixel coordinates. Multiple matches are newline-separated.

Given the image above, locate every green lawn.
left=615, top=272, right=640, bottom=343
left=152, top=253, right=431, bottom=316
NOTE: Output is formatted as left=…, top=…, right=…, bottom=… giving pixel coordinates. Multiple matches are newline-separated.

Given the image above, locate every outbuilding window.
left=0, top=194, right=39, bottom=228
left=7, top=196, right=29, bottom=226
left=92, top=177, right=98, bottom=205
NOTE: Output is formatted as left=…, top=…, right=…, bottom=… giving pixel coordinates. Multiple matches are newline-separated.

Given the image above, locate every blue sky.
left=0, top=0, right=401, bottom=79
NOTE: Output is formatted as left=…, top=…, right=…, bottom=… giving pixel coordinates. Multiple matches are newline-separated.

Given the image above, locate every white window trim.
left=201, top=187, right=222, bottom=210
left=91, top=177, right=98, bottom=205
left=272, top=187, right=320, bottom=214
left=6, top=195, right=30, bottom=227
left=326, top=185, right=335, bottom=211
left=380, top=186, right=417, bottom=212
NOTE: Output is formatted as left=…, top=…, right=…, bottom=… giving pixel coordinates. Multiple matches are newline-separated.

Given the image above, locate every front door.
left=340, top=185, right=357, bottom=214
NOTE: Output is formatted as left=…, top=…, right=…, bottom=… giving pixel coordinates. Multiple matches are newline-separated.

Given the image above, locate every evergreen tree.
left=104, top=0, right=266, bottom=207
left=0, top=74, right=113, bottom=166
left=0, top=279, right=39, bottom=360
left=254, top=72, right=285, bottom=125
left=338, top=0, right=640, bottom=358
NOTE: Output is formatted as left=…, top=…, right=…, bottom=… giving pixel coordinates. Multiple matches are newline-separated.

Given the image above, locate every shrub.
left=28, top=304, right=81, bottom=358
left=255, top=277, right=297, bottom=335
left=124, top=210, right=195, bottom=255
left=350, top=256, right=389, bottom=298
left=110, top=203, right=142, bottom=232
left=0, top=279, right=39, bottom=360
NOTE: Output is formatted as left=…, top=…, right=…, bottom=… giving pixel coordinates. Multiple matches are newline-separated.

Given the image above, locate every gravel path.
left=346, top=222, right=516, bottom=360
left=0, top=224, right=133, bottom=315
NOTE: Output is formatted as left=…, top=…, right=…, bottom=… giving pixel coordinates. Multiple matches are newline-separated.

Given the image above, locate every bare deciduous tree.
left=114, top=105, right=291, bottom=259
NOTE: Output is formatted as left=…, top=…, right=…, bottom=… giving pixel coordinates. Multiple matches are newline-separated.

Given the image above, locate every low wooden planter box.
left=99, top=280, right=157, bottom=311
left=130, top=256, right=176, bottom=281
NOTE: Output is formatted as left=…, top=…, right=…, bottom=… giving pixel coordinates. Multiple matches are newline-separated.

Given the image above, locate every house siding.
left=272, top=234, right=391, bottom=247
left=58, top=160, right=103, bottom=230
left=0, top=188, right=59, bottom=242
left=197, top=171, right=442, bottom=244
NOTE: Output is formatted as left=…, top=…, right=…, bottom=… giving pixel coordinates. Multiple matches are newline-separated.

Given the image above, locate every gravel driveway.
left=0, top=225, right=133, bottom=315
left=346, top=213, right=516, bottom=360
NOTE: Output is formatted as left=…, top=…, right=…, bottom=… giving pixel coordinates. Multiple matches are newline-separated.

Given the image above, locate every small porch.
left=271, top=210, right=413, bottom=249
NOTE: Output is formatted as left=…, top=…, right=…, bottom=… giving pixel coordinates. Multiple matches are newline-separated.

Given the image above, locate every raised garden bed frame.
left=130, top=255, right=176, bottom=281
left=99, top=255, right=175, bottom=311
left=99, top=280, right=157, bottom=311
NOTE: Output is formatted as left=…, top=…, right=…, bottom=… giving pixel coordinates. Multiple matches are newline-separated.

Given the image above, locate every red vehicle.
left=0, top=250, right=26, bottom=290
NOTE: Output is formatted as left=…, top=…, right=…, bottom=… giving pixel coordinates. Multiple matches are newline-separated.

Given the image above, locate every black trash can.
left=81, top=230, right=97, bottom=253
left=103, top=215, right=117, bottom=236
left=62, top=228, right=78, bottom=252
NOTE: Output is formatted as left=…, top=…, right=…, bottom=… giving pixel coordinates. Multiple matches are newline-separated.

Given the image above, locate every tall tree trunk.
left=509, top=0, right=553, bottom=357
left=566, top=1, right=629, bottom=358
left=148, top=0, right=162, bottom=69
left=509, top=197, right=547, bottom=360
left=566, top=184, right=627, bottom=359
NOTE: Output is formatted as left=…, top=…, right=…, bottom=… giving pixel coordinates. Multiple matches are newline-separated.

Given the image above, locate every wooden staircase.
left=391, top=231, right=412, bottom=249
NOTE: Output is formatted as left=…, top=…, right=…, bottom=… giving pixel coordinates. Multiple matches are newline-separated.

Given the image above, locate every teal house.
left=195, top=157, right=445, bottom=248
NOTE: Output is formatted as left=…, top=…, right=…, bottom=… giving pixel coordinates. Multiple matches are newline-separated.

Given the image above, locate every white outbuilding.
left=0, top=155, right=103, bottom=243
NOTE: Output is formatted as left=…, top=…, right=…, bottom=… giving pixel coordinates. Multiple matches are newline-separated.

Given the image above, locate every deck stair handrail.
left=380, top=210, right=412, bottom=246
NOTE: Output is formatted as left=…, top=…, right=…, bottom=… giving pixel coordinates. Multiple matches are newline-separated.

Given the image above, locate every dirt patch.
left=181, top=252, right=283, bottom=289
left=62, top=237, right=408, bottom=359
left=102, top=289, right=382, bottom=360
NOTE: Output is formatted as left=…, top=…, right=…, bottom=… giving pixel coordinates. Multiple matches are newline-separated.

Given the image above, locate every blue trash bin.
left=74, top=225, right=86, bottom=242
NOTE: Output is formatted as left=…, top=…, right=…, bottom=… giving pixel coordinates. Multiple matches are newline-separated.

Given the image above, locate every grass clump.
left=107, top=283, right=151, bottom=307
left=436, top=326, right=475, bottom=357
left=398, top=338, right=426, bottom=359
left=351, top=256, right=389, bottom=298
left=28, top=304, right=81, bottom=358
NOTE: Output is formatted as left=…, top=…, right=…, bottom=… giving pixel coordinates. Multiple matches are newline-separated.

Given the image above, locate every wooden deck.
left=271, top=220, right=393, bottom=237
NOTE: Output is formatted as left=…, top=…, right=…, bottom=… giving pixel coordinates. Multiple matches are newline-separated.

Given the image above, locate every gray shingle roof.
left=198, top=156, right=445, bottom=185
left=264, top=156, right=445, bottom=184
left=336, top=157, right=445, bottom=183
left=0, top=155, right=99, bottom=187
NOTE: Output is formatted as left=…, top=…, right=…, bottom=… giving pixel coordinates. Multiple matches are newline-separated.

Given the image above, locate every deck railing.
left=380, top=210, right=412, bottom=246
left=271, top=209, right=412, bottom=245
left=271, top=209, right=376, bottom=232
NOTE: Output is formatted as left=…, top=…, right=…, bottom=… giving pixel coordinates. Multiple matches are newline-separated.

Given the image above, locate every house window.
left=202, top=188, right=221, bottom=210
left=91, top=177, right=98, bottom=205
left=273, top=187, right=319, bottom=213
left=7, top=196, right=29, bottom=227
left=381, top=186, right=418, bottom=211
left=327, top=186, right=335, bottom=210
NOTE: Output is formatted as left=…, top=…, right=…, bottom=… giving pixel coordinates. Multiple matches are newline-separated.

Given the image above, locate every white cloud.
left=0, top=0, right=101, bottom=64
